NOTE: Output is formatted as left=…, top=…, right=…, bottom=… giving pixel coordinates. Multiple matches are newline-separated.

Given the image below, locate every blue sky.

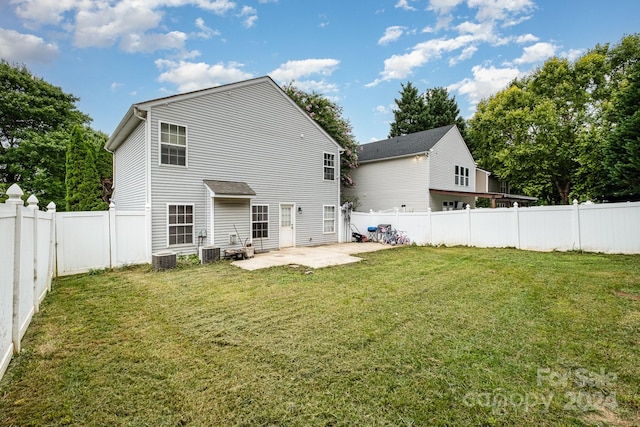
left=1, top=0, right=638, bottom=144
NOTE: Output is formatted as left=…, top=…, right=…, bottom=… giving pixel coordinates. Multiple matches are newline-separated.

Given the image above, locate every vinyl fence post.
left=109, top=202, right=117, bottom=268
left=46, top=202, right=57, bottom=283
left=513, top=202, right=521, bottom=250
left=6, top=184, right=24, bottom=353
left=572, top=199, right=582, bottom=251
left=27, top=195, right=39, bottom=314
left=466, top=204, right=471, bottom=247
left=428, top=207, right=433, bottom=246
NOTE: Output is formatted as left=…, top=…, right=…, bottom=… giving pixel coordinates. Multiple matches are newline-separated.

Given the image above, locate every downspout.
left=425, top=150, right=432, bottom=210
left=133, top=106, right=153, bottom=261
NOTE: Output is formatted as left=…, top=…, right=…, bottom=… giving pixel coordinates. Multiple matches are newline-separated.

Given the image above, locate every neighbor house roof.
left=358, top=125, right=456, bottom=163
left=204, top=180, right=256, bottom=197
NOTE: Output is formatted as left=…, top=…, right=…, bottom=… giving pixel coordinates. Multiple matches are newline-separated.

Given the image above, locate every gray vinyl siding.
left=345, top=156, right=428, bottom=212
left=429, top=127, right=476, bottom=191
left=145, top=79, right=340, bottom=254
left=112, top=122, right=146, bottom=209
left=213, top=198, right=251, bottom=250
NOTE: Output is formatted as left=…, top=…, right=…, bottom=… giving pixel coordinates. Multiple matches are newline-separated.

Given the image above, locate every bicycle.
left=394, top=230, right=411, bottom=245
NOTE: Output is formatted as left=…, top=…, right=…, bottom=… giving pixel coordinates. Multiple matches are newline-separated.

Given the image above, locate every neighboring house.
left=106, top=76, right=343, bottom=256
left=345, top=125, right=535, bottom=212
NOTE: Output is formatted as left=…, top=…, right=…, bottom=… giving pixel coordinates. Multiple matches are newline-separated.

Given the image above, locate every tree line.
left=0, top=61, right=111, bottom=211
left=387, top=34, right=640, bottom=205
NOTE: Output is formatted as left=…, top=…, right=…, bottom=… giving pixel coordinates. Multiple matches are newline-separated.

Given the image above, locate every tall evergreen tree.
left=388, top=82, right=429, bottom=137
left=605, top=61, right=640, bottom=199
left=423, top=87, right=467, bottom=138
left=65, top=125, right=108, bottom=211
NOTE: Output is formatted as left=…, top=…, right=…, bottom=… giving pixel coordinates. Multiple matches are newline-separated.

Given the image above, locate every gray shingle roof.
left=358, top=125, right=455, bottom=162
left=204, top=180, right=256, bottom=196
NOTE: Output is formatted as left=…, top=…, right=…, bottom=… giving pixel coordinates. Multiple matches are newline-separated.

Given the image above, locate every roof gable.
left=358, top=125, right=456, bottom=163
left=106, top=76, right=342, bottom=153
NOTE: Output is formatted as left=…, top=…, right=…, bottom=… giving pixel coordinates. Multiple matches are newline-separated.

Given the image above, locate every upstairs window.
left=160, top=122, right=187, bottom=166
left=252, top=205, right=269, bottom=239
left=324, top=152, right=335, bottom=181
left=455, top=165, right=469, bottom=187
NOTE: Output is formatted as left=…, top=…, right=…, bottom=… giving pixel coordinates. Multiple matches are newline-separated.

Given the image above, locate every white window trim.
left=166, top=203, right=195, bottom=247
left=158, top=121, right=188, bottom=167
left=455, top=165, right=470, bottom=187
left=323, top=205, right=336, bottom=234
left=323, top=151, right=336, bottom=181
left=251, top=204, right=270, bottom=240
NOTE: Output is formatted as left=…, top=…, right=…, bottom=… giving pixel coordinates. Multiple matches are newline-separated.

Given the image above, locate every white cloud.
left=374, top=105, right=391, bottom=115
left=367, top=34, right=488, bottom=86
left=513, top=41, right=557, bottom=64
left=120, top=31, right=188, bottom=53
left=12, top=0, right=78, bottom=26
left=155, top=59, right=253, bottom=92
left=449, top=45, right=478, bottom=66
left=73, top=3, right=163, bottom=48
left=269, top=58, right=340, bottom=82
left=0, top=28, right=59, bottom=63
left=290, top=79, right=339, bottom=95
left=449, top=64, right=521, bottom=108
left=428, top=0, right=463, bottom=14
left=239, top=5, right=257, bottom=28
left=110, top=82, right=124, bottom=91
left=194, top=17, right=220, bottom=39
left=467, top=0, right=534, bottom=22
left=378, top=26, right=405, bottom=45
left=515, top=33, right=538, bottom=44
left=11, top=0, right=238, bottom=54
left=395, top=0, right=416, bottom=11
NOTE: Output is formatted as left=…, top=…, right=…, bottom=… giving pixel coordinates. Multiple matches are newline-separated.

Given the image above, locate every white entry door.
left=279, top=204, right=295, bottom=248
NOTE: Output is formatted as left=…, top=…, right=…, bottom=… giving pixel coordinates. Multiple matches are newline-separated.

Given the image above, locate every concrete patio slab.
left=231, top=242, right=394, bottom=270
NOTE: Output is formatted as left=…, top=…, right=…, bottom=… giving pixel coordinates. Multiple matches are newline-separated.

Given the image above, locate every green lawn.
left=1, top=246, right=639, bottom=426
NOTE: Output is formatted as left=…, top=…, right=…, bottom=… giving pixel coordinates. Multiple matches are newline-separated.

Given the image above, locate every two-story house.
left=106, top=76, right=343, bottom=256
left=345, top=125, right=535, bottom=212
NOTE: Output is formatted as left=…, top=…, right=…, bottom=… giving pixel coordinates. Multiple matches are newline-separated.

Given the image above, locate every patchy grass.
left=1, top=246, right=639, bottom=426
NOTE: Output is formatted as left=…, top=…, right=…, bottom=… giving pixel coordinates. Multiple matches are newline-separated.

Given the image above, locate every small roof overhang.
left=204, top=180, right=256, bottom=198
left=430, top=188, right=537, bottom=202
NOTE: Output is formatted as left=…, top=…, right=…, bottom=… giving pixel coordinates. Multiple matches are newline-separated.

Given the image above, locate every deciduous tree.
left=282, top=83, right=359, bottom=191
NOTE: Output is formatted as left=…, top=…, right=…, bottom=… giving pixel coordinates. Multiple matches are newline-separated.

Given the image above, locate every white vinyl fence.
left=350, top=200, right=640, bottom=254
left=1, top=185, right=55, bottom=380
left=0, top=183, right=149, bottom=381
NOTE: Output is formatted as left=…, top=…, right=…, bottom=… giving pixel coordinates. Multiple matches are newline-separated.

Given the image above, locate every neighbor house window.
left=323, top=205, right=336, bottom=233
left=160, top=122, right=187, bottom=166
left=442, top=201, right=455, bottom=211
left=455, top=165, right=469, bottom=187
left=324, top=152, right=335, bottom=181
left=168, top=204, right=193, bottom=245
left=252, top=205, right=269, bottom=239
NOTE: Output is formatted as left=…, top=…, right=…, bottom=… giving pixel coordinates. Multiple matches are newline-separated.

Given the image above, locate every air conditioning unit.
left=200, top=246, right=220, bottom=264
left=228, top=233, right=238, bottom=244
left=152, top=252, right=176, bottom=270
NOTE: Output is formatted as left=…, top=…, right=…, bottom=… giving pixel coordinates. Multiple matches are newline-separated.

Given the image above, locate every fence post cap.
left=573, top=199, right=579, bottom=205
left=46, top=201, right=57, bottom=212
left=513, top=202, right=519, bottom=208
left=6, top=183, right=24, bottom=204
left=27, top=194, right=39, bottom=209
left=465, top=204, right=471, bottom=210
left=109, top=202, right=116, bottom=210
